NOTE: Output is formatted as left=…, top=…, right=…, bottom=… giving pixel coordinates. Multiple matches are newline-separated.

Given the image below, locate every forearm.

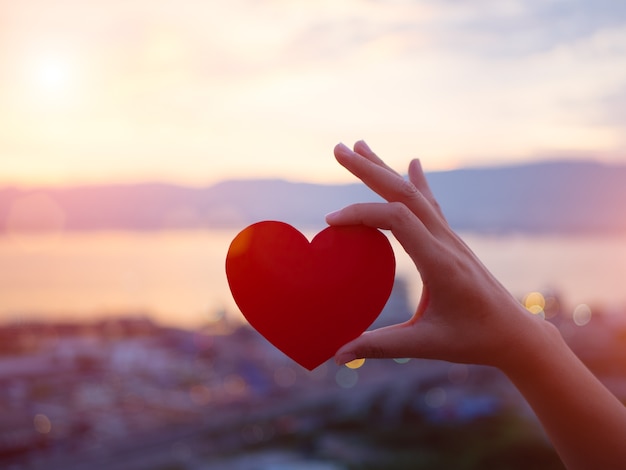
left=328, top=141, right=626, bottom=468
left=502, top=317, right=626, bottom=470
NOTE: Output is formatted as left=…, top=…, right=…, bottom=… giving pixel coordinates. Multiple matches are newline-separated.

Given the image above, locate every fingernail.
left=334, top=142, right=352, bottom=157
left=325, top=209, right=342, bottom=224
left=335, top=351, right=357, bottom=365
left=356, top=139, right=371, bottom=151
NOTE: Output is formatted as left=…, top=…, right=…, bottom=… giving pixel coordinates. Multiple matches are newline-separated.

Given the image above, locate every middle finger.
left=334, top=143, right=445, bottom=234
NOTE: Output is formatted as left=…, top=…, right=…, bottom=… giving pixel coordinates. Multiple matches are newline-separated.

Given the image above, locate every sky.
left=1, top=0, right=626, bottom=186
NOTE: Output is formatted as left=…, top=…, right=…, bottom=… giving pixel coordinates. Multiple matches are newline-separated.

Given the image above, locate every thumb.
left=334, top=286, right=431, bottom=365
left=334, top=322, right=421, bottom=365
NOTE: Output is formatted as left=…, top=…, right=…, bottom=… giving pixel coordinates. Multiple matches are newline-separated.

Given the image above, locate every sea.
left=2, top=229, right=626, bottom=329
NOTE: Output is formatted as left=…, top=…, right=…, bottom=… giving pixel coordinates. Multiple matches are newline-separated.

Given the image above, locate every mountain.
left=2, top=160, right=626, bottom=234
left=427, top=160, right=626, bottom=233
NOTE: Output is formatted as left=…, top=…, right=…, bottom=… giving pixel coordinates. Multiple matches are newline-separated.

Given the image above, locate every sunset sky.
left=2, top=0, right=626, bottom=186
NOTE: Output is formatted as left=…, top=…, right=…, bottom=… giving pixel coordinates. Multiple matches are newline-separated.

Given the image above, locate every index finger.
left=334, top=143, right=446, bottom=236
left=353, top=140, right=402, bottom=177
left=325, top=201, right=440, bottom=273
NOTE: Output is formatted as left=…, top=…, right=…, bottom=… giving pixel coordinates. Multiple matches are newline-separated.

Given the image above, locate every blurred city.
left=2, top=277, right=626, bottom=470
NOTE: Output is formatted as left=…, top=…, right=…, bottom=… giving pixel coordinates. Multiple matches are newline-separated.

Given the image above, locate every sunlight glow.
left=2, top=1, right=625, bottom=186
left=36, top=57, right=72, bottom=90
left=27, top=53, right=80, bottom=104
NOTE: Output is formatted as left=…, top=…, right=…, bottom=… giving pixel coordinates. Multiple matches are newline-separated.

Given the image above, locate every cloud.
left=597, top=84, right=626, bottom=130
left=424, top=0, right=626, bottom=57
left=1, top=0, right=626, bottom=185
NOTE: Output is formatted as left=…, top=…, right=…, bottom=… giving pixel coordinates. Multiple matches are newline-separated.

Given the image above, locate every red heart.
left=225, top=221, right=395, bottom=370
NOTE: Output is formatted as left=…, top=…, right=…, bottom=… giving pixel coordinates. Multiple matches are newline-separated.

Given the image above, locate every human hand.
left=326, top=141, right=551, bottom=371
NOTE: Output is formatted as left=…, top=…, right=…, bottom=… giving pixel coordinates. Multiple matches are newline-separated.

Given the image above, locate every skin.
left=326, top=141, right=626, bottom=470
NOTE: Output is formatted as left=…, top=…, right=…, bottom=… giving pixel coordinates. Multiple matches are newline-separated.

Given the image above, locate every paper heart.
left=225, top=221, right=395, bottom=370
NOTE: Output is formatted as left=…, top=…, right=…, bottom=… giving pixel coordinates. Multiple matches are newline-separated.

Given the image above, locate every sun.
left=36, top=56, right=72, bottom=91
left=27, top=53, right=79, bottom=105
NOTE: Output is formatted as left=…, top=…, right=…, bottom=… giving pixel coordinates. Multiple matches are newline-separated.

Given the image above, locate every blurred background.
left=1, top=1, right=626, bottom=468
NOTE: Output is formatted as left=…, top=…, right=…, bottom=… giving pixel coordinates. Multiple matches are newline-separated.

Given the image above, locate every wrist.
left=494, top=307, right=564, bottom=379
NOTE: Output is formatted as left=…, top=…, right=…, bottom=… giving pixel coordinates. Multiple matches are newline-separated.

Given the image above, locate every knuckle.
left=353, top=333, right=389, bottom=360
left=396, top=180, right=432, bottom=211
left=351, top=204, right=369, bottom=224
left=360, top=345, right=386, bottom=359
left=387, top=202, right=413, bottom=224
left=398, top=179, right=419, bottom=198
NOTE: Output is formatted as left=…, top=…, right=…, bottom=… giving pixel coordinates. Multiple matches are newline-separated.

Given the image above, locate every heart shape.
left=225, top=221, right=395, bottom=370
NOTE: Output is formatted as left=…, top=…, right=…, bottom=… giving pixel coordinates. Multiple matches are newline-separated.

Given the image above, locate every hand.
left=326, top=141, right=552, bottom=370
left=326, top=141, right=626, bottom=470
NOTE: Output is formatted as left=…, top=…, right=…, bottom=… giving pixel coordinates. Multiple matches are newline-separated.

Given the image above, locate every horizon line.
left=0, top=156, right=618, bottom=190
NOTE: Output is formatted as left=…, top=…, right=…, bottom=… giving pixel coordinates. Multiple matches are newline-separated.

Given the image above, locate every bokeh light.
left=33, top=414, right=52, bottom=434
left=273, top=365, right=297, bottom=388
left=524, top=291, right=546, bottom=318
left=240, top=423, right=270, bottom=445
left=189, top=384, right=212, bottom=406
left=448, top=363, right=469, bottom=385
left=573, top=303, right=592, bottom=327
left=424, top=387, right=446, bottom=408
left=223, top=374, right=248, bottom=397
left=345, top=358, right=365, bottom=369
left=335, top=367, right=358, bottom=389
left=308, top=362, right=328, bottom=381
